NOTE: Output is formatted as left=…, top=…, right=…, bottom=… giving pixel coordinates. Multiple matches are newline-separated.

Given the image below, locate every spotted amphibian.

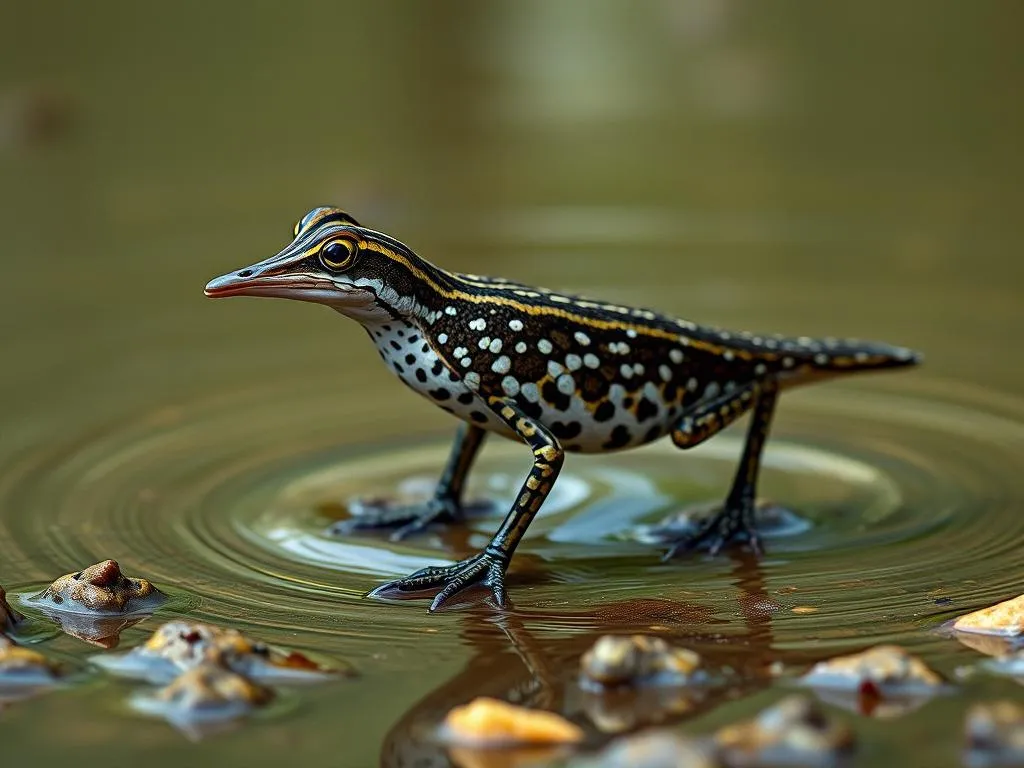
left=205, top=207, right=922, bottom=611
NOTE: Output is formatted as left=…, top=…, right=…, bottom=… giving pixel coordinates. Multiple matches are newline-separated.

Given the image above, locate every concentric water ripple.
left=2, top=373, right=1022, bottom=667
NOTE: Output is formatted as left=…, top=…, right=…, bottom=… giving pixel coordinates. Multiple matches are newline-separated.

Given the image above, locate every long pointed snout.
left=203, top=260, right=379, bottom=313
left=204, top=260, right=312, bottom=299
left=204, top=266, right=265, bottom=298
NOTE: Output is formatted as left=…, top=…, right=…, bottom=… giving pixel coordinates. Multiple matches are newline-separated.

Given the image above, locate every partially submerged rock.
left=963, top=700, right=1024, bottom=767
left=715, top=695, right=853, bottom=767
left=580, top=635, right=704, bottom=690
left=0, top=634, right=63, bottom=687
left=25, top=560, right=166, bottom=647
left=29, top=559, right=164, bottom=614
left=441, top=697, right=585, bottom=747
left=0, top=585, right=23, bottom=634
left=93, top=620, right=345, bottom=684
left=798, top=647, right=942, bottom=708
left=130, top=663, right=273, bottom=738
left=954, top=594, right=1024, bottom=639
left=580, top=730, right=719, bottom=768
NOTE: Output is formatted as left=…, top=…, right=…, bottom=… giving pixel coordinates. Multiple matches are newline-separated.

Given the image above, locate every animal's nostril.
left=238, top=269, right=254, bottom=278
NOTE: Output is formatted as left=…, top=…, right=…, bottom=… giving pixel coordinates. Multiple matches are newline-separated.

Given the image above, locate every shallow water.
left=2, top=3, right=1023, bottom=767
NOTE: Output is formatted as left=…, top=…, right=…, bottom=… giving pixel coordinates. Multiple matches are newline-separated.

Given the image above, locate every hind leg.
left=664, top=378, right=778, bottom=558
left=330, top=423, right=488, bottom=541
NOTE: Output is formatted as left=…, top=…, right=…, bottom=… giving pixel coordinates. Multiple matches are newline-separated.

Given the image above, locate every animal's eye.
left=319, top=237, right=359, bottom=271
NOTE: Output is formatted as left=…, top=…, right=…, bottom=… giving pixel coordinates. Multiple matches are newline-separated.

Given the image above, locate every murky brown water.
left=2, top=3, right=1023, bottom=766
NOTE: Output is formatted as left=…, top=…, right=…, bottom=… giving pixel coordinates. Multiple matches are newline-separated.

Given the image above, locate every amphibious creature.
left=205, top=207, right=921, bottom=611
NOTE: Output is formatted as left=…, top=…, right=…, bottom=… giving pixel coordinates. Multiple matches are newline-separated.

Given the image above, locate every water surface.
left=2, top=3, right=1023, bottom=767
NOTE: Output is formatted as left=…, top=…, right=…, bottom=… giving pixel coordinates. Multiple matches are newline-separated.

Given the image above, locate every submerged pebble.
left=441, top=696, right=585, bottom=746
left=954, top=594, right=1024, bottom=639
left=963, top=700, right=1024, bottom=767
left=130, top=663, right=273, bottom=734
left=0, top=634, right=63, bottom=687
left=1, top=585, right=24, bottom=634
left=800, top=644, right=944, bottom=692
left=92, top=620, right=345, bottom=684
left=580, top=730, right=718, bottom=768
left=580, top=635, right=704, bottom=689
left=29, top=559, right=164, bottom=614
left=799, top=645, right=946, bottom=718
left=714, top=694, right=854, bottom=767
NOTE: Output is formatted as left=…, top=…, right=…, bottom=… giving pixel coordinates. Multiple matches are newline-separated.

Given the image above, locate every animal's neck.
left=345, top=255, right=462, bottom=328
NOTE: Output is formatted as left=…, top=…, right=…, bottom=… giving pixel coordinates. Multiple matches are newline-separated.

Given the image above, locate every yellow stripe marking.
left=361, top=241, right=761, bottom=361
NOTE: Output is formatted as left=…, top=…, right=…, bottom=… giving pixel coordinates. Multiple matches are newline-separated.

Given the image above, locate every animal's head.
left=204, top=207, right=438, bottom=323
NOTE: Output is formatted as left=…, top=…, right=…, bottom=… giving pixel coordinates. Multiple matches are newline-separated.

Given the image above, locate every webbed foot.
left=366, top=549, right=509, bottom=612
left=328, top=496, right=491, bottom=542
left=658, top=500, right=763, bottom=560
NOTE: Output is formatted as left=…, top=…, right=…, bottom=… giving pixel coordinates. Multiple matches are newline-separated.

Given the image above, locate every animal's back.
left=411, top=274, right=913, bottom=453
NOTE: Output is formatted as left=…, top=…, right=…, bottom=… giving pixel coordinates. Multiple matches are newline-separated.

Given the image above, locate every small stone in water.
left=130, top=663, right=273, bottom=727
left=800, top=644, right=944, bottom=693
left=715, top=694, right=853, bottom=766
left=583, top=729, right=719, bottom=768
left=799, top=645, right=945, bottom=718
left=442, top=697, right=585, bottom=746
left=0, top=635, right=63, bottom=686
left=954, top=594, right=1024, bottom=638
left=963, top=700, right=1024, bottom=766
left=580, top=635, right=703, bottom=689
left=92, top=620, right=346, bottom=684
left=30, top=559, right=164, bottom=614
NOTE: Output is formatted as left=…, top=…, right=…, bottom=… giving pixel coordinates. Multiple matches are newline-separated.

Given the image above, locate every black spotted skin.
left=205, top=207, right=923, bottom=612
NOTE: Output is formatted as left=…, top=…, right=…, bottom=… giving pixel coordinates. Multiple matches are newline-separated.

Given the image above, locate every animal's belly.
left=370, top=323, right=681, bottom=452
left=518, top=381, right=681, bottom=454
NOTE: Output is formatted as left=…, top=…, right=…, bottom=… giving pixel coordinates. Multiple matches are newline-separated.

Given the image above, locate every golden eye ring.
left=319, top=237, right=359, bottom=271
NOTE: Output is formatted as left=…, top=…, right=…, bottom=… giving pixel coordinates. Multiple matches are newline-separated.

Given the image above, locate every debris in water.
left=715, top=694, right=853, bottom=766
left=579, top=634, right=704, bottom=689
left=441, top=697, right=585, bottom=746
left=580, top=729, right=718, bottom=767
left=963, top=700, right=1024, bottom=768
left=129, top=663, right=273, bottom=741
left=92, top=620, right=347, bottom=684
left=799, top=644, right=947, bottom=718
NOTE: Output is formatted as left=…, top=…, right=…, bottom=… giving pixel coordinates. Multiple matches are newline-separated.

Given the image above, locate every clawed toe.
left=366, top=551, right=509, bottom=612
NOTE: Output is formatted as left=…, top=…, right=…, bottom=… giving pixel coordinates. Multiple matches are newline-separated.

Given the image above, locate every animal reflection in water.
left=376, top=552, right=831, bottom=768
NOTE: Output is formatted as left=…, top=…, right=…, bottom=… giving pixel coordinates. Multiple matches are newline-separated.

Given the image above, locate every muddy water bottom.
left=0, top=371, right=1022, bottom=766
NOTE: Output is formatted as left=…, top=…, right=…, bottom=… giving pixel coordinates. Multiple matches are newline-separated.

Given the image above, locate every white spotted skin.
left=351, top=274, right=918, bottom=457
left=365, top=320, right=514, bottom=437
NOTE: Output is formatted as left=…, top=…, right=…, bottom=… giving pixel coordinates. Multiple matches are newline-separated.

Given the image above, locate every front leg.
left=368, top=397, right=564, bottom=612
left=330, top=422, right=488, bottom=541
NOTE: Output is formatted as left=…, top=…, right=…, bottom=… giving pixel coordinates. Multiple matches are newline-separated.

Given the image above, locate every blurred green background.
left=1, top=2, right=1023, bottom=767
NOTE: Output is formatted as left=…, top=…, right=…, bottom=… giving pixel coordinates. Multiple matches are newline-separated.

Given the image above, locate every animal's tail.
left=795, top=338, right=923, bottom=373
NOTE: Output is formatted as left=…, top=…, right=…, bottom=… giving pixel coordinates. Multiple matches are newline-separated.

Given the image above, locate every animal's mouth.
left=203, top=271, right=374, bottom=303
left=204, top=271, right=330, bottom=298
